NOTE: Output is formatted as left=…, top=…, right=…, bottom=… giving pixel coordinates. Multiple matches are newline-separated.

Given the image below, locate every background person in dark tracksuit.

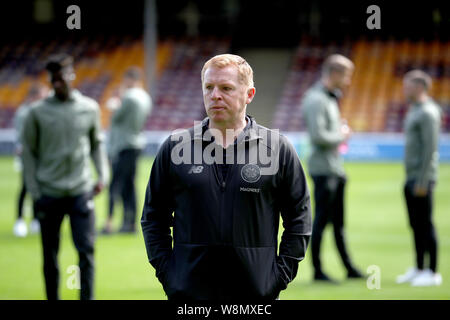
left=302, top=54, right=363, bottom=282
left=396, top=70, right=442, bottom=287
left=141, top=54, right=312, bottom=300
left=102, top=67, right=152, bottom=234
left=21, top=54, right=109, bottom=300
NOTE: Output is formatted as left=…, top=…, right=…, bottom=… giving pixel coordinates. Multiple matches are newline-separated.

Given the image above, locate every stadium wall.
left=285, top=133, right=450, bottom=162
left=2, top=130, right=450, bottom=162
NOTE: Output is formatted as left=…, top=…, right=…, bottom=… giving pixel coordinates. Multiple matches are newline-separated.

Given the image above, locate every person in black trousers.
left=302, top=55, right=363, bottom=282
left=102, top=68, right=152, bottom=234
left=141, top=54, right=312, bottom=300
left=35, top=194, right=96, bottom=299
left=396, top=70, right=442, bottom=287
left=310, top=175, right=357, bottom=279
left=107, top=148, right=141, bottom=232
left=21, top=54, right=109, bottom=299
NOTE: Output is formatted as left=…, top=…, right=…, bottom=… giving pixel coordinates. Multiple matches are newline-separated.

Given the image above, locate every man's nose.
left=211, top=87, right=221, bottom=100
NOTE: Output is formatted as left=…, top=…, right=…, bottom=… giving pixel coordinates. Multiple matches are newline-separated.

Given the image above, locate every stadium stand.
left=0, top=36, right=449, bottom=133
left=0, top=36, right=230, bottom=131
left=273, top=38, right=450, bottom=132
left=145, top=37, right=231, bottom=131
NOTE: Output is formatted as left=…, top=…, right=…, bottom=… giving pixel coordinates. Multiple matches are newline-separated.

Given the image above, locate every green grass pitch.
left=0, top=156, right=449, bottom=299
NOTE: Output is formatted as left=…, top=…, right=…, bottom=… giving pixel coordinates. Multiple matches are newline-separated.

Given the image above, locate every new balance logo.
left=188, top=165, right=204, bottom=174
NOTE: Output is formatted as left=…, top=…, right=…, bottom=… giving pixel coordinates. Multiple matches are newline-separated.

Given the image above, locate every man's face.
left=403, top=78, right=422, bottom=102
left=332, top=68, right=353, bottom=92
left=202, top=65, right=255, bottom=127
left=121, top=76, right=135, bottom=91
left=49, top=66, right=74, bottom=98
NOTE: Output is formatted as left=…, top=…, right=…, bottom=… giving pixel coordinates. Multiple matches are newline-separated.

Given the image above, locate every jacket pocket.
left=72, top=192, right=95, bottom=216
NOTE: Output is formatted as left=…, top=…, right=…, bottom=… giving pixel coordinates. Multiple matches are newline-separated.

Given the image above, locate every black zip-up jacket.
left=141, top=116, right=312, bottom=300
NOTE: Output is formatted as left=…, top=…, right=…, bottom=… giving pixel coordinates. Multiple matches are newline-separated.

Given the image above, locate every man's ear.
left=247, top=87, right=256, bottom=104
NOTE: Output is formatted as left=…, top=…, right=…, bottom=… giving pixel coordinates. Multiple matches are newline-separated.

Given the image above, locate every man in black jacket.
left=141, top=54, right=312, bottom=300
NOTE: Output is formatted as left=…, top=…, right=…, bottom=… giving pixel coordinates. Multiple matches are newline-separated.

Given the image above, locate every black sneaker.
left=119, top=225, right=136, bottom=233
left=347, top=268, right=365, bottom=279
left=314, top=271, right=339, bottom=283
left=100, top=226, right=113, bottom=235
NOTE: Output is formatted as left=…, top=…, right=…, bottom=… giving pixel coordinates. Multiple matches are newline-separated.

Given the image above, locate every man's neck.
left=55, top=90, right=71, bottom=102
left=209, top=117, right=247, bottom=148
left=120, top=83, right=142, bottom=97
left=321, top=78, right=335, bottom=92
left=125, top=82, right=142, bottom=90
left=411, top=94, right=428, bottom=105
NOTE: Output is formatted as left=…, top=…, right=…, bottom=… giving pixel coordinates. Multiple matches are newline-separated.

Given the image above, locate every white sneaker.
left=30, top=219, right=40, bottom=234
left=411, top=269, right=442, bottom=287
left=13, top=219, right=28, bottom=237
left=396, top=267, right=420, bottom=284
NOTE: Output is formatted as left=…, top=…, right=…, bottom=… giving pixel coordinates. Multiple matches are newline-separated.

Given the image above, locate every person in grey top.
left=396, top=70, right=442, bottom=287
left=102, top=67, right=152, bottom=234
left=302, top=54, right=363, bottom=282
left=13, top=83, right=48, bottom=237
left=21, top=54, right=109, bottom=300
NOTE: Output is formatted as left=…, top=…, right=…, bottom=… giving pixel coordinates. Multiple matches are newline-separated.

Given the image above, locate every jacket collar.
left=411, top=97, right=431, bottom=109
left=47, top=89, right=81, bottom=103
left=193, top=115, right=262, bottom=143
left=316, top=81, right=342, bottom=100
